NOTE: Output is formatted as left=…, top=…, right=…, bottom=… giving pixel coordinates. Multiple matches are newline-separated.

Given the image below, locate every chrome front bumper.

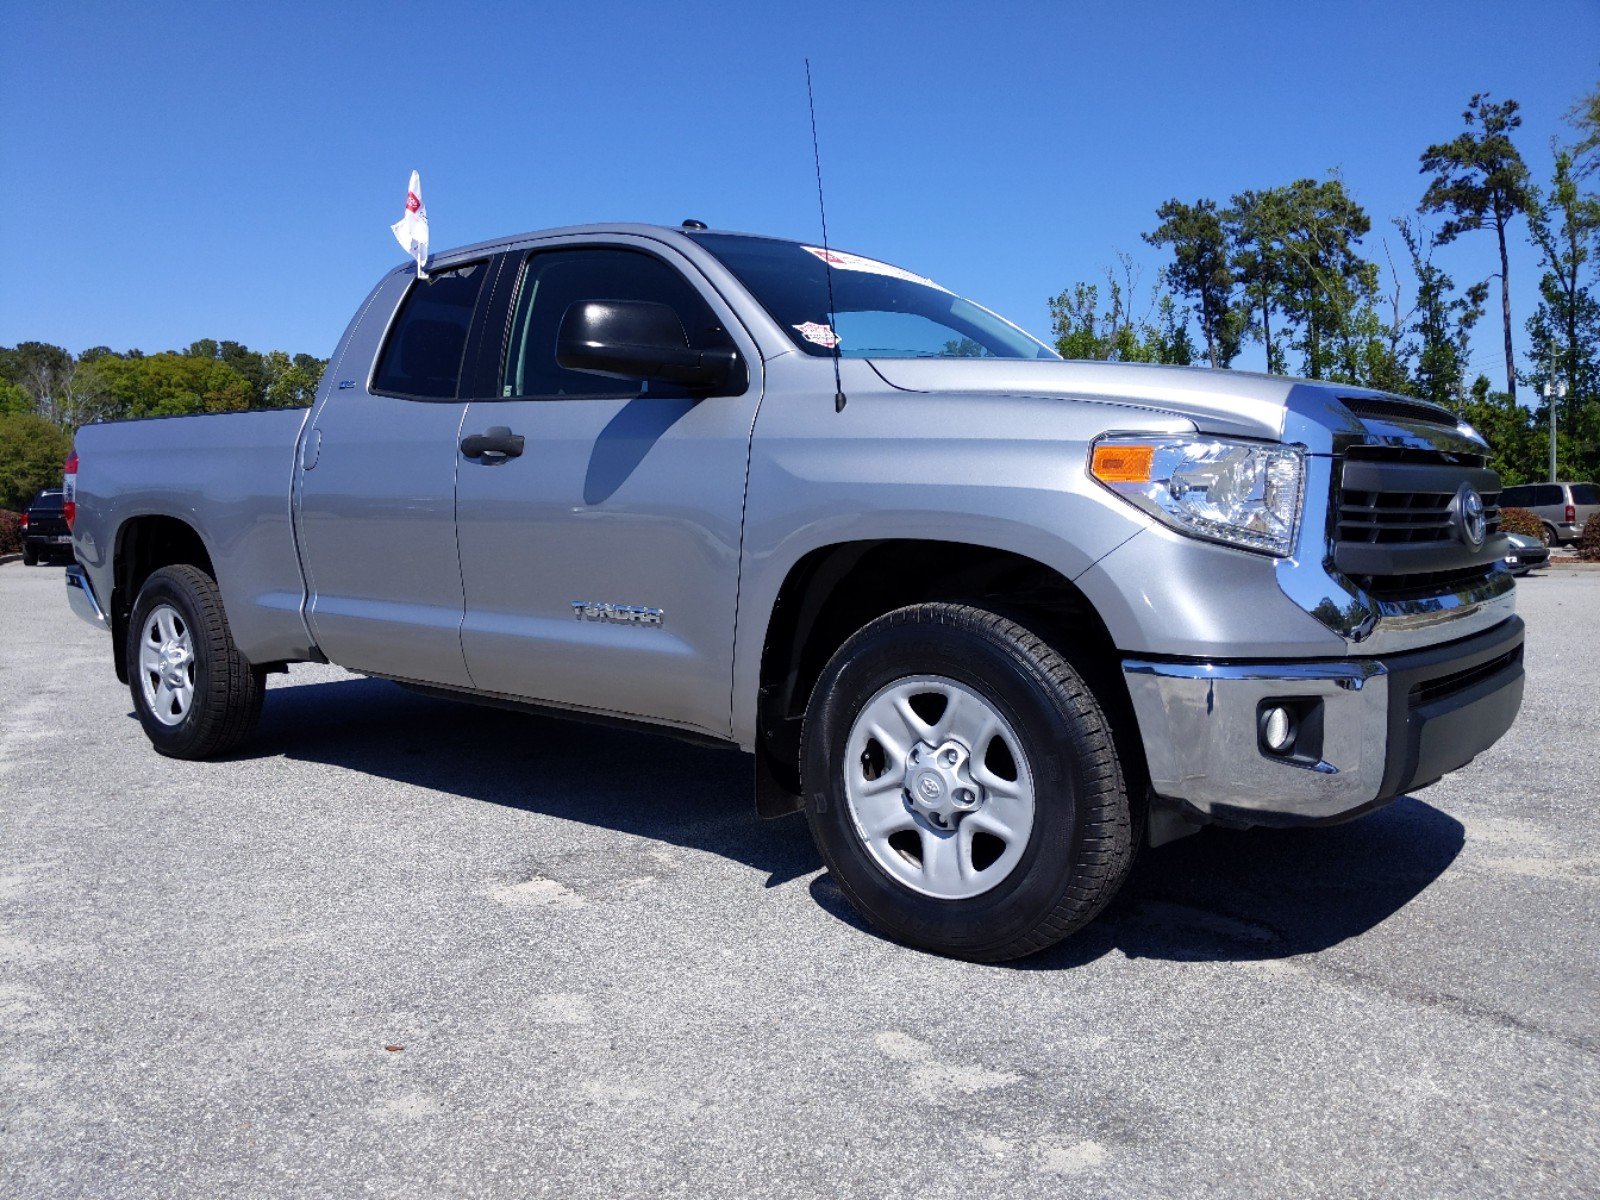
left=1124, top=617, right=1525, bottom=828
left=65, top=564, right=108, bottom=630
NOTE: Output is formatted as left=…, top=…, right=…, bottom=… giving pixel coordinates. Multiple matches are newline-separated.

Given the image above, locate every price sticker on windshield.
left=801, top=246, right=950, bottom=293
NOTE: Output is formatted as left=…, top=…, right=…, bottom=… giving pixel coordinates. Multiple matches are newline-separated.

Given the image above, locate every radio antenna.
left=805, top=58, right=846, bottom=413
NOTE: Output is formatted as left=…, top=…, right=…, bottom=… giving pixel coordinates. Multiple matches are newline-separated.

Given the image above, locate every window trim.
left=368, top=257, right=496, bottom=403
left=487, top=242, right=751, bottom=404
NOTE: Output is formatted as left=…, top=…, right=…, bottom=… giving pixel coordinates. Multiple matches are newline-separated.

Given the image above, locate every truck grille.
left=1337, top=485, right=1501, bottom=546
left=1333, top=446, right=1503, bottom=597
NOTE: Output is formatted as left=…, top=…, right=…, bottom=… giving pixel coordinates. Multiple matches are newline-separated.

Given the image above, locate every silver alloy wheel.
left=138, top=603, right=196, bottom=727
left=842, top=675, right=1036, bottom=900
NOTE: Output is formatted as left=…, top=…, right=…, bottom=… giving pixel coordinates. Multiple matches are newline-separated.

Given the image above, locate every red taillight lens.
left=1566, top=504, right=1577, bottom=524
left=63, top=450, right=78, bottom=531
left=19, top=512, right=28, bottom=531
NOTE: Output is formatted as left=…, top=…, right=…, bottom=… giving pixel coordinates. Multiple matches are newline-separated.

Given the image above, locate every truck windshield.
left=690, top=233, right=1057, bottom=361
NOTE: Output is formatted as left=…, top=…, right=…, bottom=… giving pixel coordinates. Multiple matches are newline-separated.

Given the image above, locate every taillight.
left=1566, top=503, right=1577, bottom=524
left=19, top=512, right=28, bottom=531
left=63, top=450, right=78, bottom=530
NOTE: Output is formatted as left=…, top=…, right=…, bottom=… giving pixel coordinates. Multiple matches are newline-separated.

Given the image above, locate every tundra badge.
left=570, top=602, right=665, bottom=627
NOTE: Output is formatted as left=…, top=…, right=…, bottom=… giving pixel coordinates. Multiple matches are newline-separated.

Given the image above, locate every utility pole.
left=1543, top=375, right=1567, bottom=482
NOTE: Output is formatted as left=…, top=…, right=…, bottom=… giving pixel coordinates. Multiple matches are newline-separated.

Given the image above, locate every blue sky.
left=2, top=0, right=1596, bottom=384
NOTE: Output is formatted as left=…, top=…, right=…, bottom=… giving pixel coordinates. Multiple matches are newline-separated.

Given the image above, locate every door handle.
left=460, top=426, right=525, bottom=462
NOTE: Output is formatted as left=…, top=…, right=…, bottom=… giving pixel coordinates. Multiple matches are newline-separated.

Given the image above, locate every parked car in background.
left=21, top=489, right=72, bottom=566
left=1501, top=531, right=1549, bottom=576
left=1497, top=481, right=1600, bottom=546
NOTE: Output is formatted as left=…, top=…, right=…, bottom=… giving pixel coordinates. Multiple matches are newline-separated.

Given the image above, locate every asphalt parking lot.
left=2, top=561, right=1596, bottom=1198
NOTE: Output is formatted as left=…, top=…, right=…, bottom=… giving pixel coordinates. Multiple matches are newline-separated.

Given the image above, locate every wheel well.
left=109, top=516, right=216, bottom=683
left=754, top=539, right=1143, bottom=810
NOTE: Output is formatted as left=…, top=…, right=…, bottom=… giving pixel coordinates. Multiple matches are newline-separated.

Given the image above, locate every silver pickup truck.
left=64, top=222, right=1525, bottom=960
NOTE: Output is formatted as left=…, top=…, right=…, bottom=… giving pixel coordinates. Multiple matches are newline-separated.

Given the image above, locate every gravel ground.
left=2, top=560, right=1596, bottom=1199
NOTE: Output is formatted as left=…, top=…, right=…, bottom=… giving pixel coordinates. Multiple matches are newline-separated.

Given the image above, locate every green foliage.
left=1397, top=218, right=1486, bottom=407
left=0, top=380, right=32, bottom=415
left=1049, top=256, right=1194, bottom=365
left=1419, top=93, right=1533, bottom=398
left=1498, top=506, right=1544, bottom=540
left=0, top=412, right=73, bottom=512
left=1144, top=199, right=1241, bottom=367
left=1460, top=376, right=1542, bottom=484
left=76, top=353, right=253, bottom=418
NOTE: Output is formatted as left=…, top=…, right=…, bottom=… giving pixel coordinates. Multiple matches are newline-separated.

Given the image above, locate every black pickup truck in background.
left=21, top=488, right=72, bottom=566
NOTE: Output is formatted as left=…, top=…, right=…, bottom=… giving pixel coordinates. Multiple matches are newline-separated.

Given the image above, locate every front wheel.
left=802, top=604, right=1134, bottom=962
left=126, top=564, right=265, bottom=759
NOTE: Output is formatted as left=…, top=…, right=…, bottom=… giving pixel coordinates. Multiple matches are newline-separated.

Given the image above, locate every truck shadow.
left=246, top=673, right=1464, bottom=968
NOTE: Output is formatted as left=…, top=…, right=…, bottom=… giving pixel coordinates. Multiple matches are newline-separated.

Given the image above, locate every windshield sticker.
left=801, top=246, right=950, bottom=292
left=793, top=321, right=841, bottom=349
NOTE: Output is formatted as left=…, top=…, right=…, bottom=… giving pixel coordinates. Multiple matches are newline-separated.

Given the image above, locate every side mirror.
left=556, top=299, right=739, bottom=390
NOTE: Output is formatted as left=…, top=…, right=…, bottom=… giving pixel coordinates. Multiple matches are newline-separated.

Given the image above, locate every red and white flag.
left=390, top=170, right=429, bottom=278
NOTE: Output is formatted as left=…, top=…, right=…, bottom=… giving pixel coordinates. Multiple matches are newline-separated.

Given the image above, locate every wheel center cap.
left=904, top=739, right=982, bottom=825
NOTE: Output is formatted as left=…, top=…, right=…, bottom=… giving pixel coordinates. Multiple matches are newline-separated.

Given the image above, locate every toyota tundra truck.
left=62, top=222, right=1525, bottom=960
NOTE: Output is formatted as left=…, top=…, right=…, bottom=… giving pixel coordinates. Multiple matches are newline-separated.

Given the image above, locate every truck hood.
left=868, top=358, right=1303, bottom=442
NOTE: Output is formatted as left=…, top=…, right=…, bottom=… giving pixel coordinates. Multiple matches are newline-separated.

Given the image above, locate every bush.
left=0, top=510, right=20, bottom=556
left=1579, top=513, right=1600, bottom=563
left=1498, top=506, right=1545, bottom=540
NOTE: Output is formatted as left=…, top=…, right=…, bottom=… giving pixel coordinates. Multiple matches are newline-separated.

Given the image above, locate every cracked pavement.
left=2, top=560, right=1597, bottom=1198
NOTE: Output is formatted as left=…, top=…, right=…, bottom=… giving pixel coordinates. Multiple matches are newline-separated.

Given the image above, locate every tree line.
left=0, top=340, right=327, bottom=510
left=1052, top=85, right=1600, bottom=486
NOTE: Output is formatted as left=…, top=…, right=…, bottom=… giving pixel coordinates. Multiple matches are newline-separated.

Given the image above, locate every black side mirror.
left=556, top=299, right=740, bottom=390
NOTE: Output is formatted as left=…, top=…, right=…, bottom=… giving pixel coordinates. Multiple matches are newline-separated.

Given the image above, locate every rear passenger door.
left=453, top=239, right=761, bottom=738
left=295, top=260, right=493, bottom=687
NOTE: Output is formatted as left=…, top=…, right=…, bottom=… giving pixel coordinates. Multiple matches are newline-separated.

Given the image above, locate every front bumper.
left=1123, top=616, right=1524, bottom=828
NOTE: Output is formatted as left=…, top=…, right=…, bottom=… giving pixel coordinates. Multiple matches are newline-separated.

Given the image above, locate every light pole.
left=1544, top=376, right=1567, bottom=482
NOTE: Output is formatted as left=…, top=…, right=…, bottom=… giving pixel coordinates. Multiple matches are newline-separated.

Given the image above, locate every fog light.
left=1261, top=705, right=1296, bottom=755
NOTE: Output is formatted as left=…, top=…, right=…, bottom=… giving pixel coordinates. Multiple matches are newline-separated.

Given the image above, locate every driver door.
left=453, top=240, right=762, bottom=738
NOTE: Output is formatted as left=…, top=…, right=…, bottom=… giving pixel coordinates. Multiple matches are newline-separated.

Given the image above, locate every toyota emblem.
left=1453, top=484, right=1486, bottom=548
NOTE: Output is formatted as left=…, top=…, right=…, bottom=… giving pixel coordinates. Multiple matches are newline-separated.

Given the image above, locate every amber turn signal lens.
left=1091, top=443, right=1154, bottom=484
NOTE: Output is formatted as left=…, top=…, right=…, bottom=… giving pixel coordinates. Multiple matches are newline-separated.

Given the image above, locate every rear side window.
left=1570, top=483, right=1600, bottom=505
left=372, top=262, right=488, bottom=399
left=1500, top=486, right=1532, bottom=507
left=1535, top=484, right=1565, bottom=506
left=501, top=248, right=734, bottom=400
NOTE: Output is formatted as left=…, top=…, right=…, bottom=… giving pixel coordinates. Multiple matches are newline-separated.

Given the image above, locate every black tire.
left=801, top=603, right=1133, bottom=962
left=21, top=543, right=38, bottom=566
left=1541, top=523, right=1558, bottom=547
left=126, top=564, right=266, bottom=759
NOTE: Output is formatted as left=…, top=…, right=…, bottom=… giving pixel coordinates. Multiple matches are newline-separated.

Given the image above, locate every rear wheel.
left=126, top=564, right=265, bottom=759
left=1541, top=522, right=1558, bottom=547
left=802, top=603, right=1133, bottom=962
left=21, top=543, right=38, bottom=566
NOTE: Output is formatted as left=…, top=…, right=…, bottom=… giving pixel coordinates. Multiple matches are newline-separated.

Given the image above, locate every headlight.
left=1089, top=435, right=1305, bottom=557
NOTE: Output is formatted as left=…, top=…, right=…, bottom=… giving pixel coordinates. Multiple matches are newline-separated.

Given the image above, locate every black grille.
left=1338, top=487, right=1501, bottom=546
left=1341, top=395, right=1460, bottom=429
left=1333, top=448, right=1505, bottom=589
left=1410, top=646, right=1523, bottom=708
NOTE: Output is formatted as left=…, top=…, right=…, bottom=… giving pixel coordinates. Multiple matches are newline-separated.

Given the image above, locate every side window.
left=502, top=248, right=734, bottom=399
left=372, top=262, right=488, bottom=399
left=1535, top=484, right=1565, bottom=507
left=1500, top=486, right=1531, bottom=508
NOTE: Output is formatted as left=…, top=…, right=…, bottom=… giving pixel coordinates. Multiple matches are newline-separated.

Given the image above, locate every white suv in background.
left=1498, top=481, right=1600, bottom=545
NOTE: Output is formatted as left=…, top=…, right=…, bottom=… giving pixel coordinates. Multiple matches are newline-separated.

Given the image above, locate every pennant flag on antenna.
left=390, top=170, right=430, bottom=278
